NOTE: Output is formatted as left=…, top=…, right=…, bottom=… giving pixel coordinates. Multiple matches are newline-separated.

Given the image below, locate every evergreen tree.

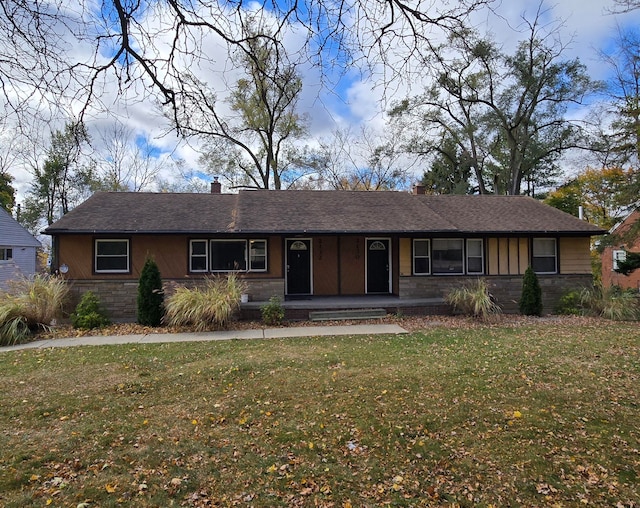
left=137, top=257, right=164, bottom=327
left=519, top=266, right=543, bottom=316
left=0, top=171, right=15, bottom=212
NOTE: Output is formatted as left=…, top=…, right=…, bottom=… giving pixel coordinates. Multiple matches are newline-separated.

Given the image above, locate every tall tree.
left=420, top=133, right=473, bottom=194
left=192, top=19, right=310, bottom=189
left=545, top=167, right=637, bottom=229
left=25, top=122, right=93, bottom=226
left=597, top=26, right=640, bottom=169
left=94, top=122, right=163, bottom=192
left=0, top=0, right=490, bottom=131
left=609, top=0, right=640, bottom=12
left=390, top=8, right=598, bottom=195
left=313, top=126, right=413, bottom=191
left=0, top=171, right=15, bottom=212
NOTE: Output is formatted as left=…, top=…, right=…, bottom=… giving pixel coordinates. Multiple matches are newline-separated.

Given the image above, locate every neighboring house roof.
left=0, top=207, right=41, bottom=247
left=607, top=208, right=640, bottom=236
left=44, top=190, right=606, bottom=236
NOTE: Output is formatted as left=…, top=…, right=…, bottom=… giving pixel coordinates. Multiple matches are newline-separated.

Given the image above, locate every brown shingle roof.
left=419, top=195, right=604, bottom=234
left=44, top=190, right=605, bottom=236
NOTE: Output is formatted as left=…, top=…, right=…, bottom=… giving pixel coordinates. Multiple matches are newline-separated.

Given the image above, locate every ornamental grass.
left=445, top=278, right=502, bottom=320
left=0, top=274, right=69, bottom=346
left=164, top=273, right=246, bottom=331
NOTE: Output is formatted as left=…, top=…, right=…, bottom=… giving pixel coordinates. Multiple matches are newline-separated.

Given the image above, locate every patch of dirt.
left=34, top=314, right=602, bottom=341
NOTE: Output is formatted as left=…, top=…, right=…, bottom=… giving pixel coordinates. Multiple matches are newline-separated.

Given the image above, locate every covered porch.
left=239, top=294, right=450, bottom=321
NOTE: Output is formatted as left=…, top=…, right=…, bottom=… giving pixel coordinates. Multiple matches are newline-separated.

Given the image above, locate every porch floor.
left=240, top=295, right=451, bottom=320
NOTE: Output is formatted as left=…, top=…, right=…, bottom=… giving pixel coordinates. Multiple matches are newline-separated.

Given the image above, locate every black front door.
left=286, top=239, right=311, bottom=295
left=367, top=239, right=390, bottom=294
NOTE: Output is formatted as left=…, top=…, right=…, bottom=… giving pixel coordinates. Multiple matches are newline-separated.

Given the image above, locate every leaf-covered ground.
left=1, top=317, right=638, bottom=507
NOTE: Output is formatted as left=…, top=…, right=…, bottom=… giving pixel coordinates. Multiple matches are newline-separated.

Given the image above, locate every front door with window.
left=367, top=239, right=390, bottom=294
left=286, top=239, right=312, bottom=295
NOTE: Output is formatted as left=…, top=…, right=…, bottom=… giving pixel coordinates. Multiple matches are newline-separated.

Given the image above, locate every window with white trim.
left=0, top=247, right=12, bottom=262
left=432, top=239, right=464, bottom=274
left=613, top=250, right=626, bottom=271
left=190, top=240, right=208, bottom=272
left=413, top=239, right=430, bottom=275
left=532, top=238, right=557, bottom=274
left=189, top=239, right=269, bottom=273
left=95, top=239, right=130, bottom=273
left=249, top=240, right=267, bottom=271
left=211, top=240, right=247, bottom=271
left=466, top=239, right=484, bottom=274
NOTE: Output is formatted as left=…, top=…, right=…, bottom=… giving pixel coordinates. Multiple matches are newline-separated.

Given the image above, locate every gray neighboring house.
left=0, top=207, right=42, bottom=290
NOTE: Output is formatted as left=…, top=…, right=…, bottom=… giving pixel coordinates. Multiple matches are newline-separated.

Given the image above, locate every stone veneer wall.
left=66, top=280, right=140, bottom=321
left=66, top=278, right=286, bottom=322
left=68, top=274, right=593, bottom=321
left=399, top=274, right=595, bottom=314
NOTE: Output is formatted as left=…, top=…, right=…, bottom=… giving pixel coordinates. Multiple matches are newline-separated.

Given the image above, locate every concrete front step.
left=309, top=308, right=387, bottom=321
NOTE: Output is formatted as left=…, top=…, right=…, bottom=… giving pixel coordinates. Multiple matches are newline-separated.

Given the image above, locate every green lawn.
left=0, top=318, right=638, bottom=507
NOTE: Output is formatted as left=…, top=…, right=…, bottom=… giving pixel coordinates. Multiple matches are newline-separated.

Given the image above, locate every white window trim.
left=189, top=239, right=209, bottom=273
left=532, top=238, right=558, bottom=274
left=249, top=239, right=268, bottom=272
left=466, top=239, right=484, bottom=275
left=612, top=250, right=627, bottom=271
left=412, top=239, right=431, bottom=275
left=189, top=239, right=269, bottom=273
left=95, top=239, right=130, bottom=274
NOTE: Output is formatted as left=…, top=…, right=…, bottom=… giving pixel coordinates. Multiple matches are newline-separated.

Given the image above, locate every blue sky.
left=6, top=0, right=640, bottom=198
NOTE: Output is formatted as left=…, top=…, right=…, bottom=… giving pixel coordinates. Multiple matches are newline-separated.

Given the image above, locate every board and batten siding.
left=558, top=237, right=592, bottom=274
left=398, top=236, right=592, bottom=277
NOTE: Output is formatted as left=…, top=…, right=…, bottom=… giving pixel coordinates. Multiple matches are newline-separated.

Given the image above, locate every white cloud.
left=4, top=0, right=640, bottom=202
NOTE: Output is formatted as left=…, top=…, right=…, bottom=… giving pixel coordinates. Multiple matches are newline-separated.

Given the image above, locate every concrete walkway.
left=0, top=323, right=408, bottom=352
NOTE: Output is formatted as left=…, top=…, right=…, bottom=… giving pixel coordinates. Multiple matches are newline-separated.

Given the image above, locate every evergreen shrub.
left=519, top=267, right=543, bottom=316
left=137, top=257, right=164, bottom=327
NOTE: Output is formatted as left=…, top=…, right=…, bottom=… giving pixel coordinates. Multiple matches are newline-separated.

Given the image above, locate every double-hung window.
left=249, top=240, right=267, bottom=271
left=432, top=239, right=464, bottom=274
left=190, top=240, right=208, bottom=272
left=0, top=247, right=12, bottom=262
left=413, top=239, right=431, bottom=275
left=95, top=239, right=130, bottom=273
left=532, top=238, right=557, bottom=274
left=466, top=239, right=484, bottom=274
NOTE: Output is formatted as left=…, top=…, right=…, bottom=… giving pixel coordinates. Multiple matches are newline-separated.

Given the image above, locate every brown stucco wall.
left=56, top=234, right=284, bottom=280
left=339, top=236, right=366, bottom=294
left=313, top=236, right=339, bottom=295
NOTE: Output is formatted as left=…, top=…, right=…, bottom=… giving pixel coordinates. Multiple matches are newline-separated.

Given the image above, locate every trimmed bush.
left=71, top=291, right=110, bottom=330
left=137, top=257, right=164, bottom=327
left=519, top=267, right=542, bottom=316
left=555, top=290, right=583, bottom=316
left=0, top=274, right=69, bottom=346
left=445, top=278, right=501, bottom=320
left=164, top=274, right=246, bottom=331
left=261, top=296, right=285, bottom=326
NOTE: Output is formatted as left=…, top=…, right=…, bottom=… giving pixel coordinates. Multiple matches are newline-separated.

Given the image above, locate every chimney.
left=210, top=176, right=221, bottom=194
left=413, top=184, right=425, bottom=195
